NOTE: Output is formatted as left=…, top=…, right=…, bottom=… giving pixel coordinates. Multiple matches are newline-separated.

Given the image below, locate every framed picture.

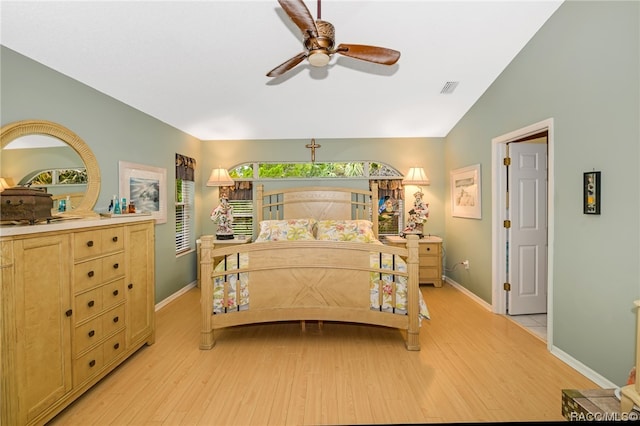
left=119, top=161, right=167, bottom=224
left=451, top=163, right=482, bottom=219
left=583, top=171, right=601, bottom=215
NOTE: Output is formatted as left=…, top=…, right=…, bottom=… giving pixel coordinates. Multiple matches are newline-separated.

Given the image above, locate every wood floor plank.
left=49, top=283, right=598, bottom=425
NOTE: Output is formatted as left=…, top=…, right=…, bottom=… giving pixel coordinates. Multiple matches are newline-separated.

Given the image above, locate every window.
left=175, top=153, right=196, bottom=255
left=23, top=168, right=88, bottom=186
left=175, top=179, right=194, bottom=254
left=228, top=161, right=405, bottom=236
left=228, top=199, right=253, bottom=237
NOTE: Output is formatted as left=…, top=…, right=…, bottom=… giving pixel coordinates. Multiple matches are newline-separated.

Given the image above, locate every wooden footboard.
left=199, top=234, right=421, bottom=350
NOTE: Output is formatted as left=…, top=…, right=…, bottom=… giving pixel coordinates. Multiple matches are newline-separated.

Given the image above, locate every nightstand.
left=384, top=235, right=443, bottom=287
left=197, top=236, right=251, bottom=287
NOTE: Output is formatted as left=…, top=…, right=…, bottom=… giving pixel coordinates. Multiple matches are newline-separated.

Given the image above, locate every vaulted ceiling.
left=1, top=1, right=563, bottom=140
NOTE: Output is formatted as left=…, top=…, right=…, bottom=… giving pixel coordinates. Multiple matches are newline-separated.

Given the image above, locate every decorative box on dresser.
left=385, top=235, right=443, bottom=287
left=0, top=216, right=155, bottom=426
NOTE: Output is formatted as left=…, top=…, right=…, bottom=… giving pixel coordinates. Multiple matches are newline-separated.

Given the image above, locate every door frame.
left=491, top=118, right=554, bottom=348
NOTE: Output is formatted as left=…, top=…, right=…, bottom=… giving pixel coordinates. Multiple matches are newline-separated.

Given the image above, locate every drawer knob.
left=128, top=283, right=133, bottom=290
left=426, top=247, right=431, bottom=251
left=113, top=343, right=120, bottom=350
left=112, top=236, right=118, bottom=242
left=88, top=330, right=95, bottom=337
left=113, top=290, right=119, bottom=296
left=88, top=300, right=95, bottom=307
left=89, top=360, right=96, bottom=368
left=65, top=309, right=73, bottom=317
left=87, top=270, right=95, bottom=278
left=113, top=263, right=119, bottom=269
left=87, top=240, right=94, bottom=247
left=113, top=316, right=119, bottom=323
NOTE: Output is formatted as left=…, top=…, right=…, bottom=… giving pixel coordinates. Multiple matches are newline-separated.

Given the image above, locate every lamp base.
left=216, top=234, right=235, bottom=240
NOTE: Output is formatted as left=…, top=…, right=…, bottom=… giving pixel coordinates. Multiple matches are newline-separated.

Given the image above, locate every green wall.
left=445, top=0, right=639, bottom=385
left=0, top=46, right=202, bottom=303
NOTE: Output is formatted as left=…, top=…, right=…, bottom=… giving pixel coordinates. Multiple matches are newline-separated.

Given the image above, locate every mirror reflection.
left=0, top=120, right=101, bottom=218
left=2, top=135, right=88, bottom=213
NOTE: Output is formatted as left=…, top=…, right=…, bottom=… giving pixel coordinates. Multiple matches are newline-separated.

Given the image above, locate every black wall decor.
left=583, top=171, right=601, bottom=215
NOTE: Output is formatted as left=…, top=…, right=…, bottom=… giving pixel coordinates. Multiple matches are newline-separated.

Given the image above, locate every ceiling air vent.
left=440, top=81, right=459, bottom=94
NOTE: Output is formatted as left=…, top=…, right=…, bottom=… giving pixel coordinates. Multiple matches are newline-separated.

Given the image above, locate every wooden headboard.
left=256, top=183, right=379, bottom=238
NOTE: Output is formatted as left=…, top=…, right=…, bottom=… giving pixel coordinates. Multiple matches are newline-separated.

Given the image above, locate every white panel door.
left=508, top=142, right=548, bottom=315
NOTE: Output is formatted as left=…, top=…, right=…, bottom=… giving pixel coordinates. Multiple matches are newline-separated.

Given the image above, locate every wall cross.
left=305, top=138, right=321, bottom=163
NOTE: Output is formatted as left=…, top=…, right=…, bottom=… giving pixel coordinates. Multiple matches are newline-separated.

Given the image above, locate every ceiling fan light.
left=308, top=51, right=330, bottom=67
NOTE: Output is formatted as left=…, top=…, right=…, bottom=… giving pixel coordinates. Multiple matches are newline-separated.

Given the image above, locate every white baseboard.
left=443, top=276, right=617, bottom=389
left=550, top=346, right=618, bottom=389
left=443, top=276, right=493, bottom=311
left=155, top=281, right=197, bottom=311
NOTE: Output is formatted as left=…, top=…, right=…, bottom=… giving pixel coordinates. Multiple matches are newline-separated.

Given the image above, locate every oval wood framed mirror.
left=1, top=119, right=101, bottom=217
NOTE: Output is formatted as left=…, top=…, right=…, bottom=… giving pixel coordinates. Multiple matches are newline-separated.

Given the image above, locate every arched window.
left=228, top=161, right=402, bottom=179
left=224, top=161, right=405, bottom=237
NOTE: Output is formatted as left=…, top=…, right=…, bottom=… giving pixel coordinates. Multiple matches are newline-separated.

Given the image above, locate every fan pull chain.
left=317, top=0, right=321, bottom=19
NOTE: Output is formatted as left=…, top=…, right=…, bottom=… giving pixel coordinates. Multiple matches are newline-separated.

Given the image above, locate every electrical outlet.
left=462, top=260, right=470, bottom=270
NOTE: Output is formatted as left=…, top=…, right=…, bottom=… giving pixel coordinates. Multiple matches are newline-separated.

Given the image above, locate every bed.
left=199, top=184, right=427, bottom=350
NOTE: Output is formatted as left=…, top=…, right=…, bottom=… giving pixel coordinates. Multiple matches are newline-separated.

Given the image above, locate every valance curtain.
left=371, top=179, right=404, bottom=200
left=175, top=154, right=196, bottom=181
left=227, top=181, right=253, bottom=200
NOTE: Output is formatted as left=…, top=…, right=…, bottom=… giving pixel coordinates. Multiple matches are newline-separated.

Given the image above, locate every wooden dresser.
left=385, top=235, right=443, bottom=287
left=0, top=216, right=155, bottom=426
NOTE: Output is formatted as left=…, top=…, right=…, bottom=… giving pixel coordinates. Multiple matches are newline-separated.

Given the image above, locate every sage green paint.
left=445, top=1, right=639, bottom=385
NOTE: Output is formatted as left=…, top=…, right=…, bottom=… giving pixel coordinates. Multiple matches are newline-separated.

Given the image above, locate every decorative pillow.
left=254, top=218, right=316, bottom=242
left=316, top=220, right=377, bottom=243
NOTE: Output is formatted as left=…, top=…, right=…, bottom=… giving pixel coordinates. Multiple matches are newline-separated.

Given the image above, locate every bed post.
left=256, top=184, right=264, bottom=224
left=371, top=182, right=379, bottom=239
left=200, top=235, right=216, bottom=349
left=405, top=234, right=421, bottom=350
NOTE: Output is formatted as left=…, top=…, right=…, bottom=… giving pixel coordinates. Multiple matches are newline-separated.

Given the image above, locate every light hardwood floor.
left=50, top=283, right=597, bottom=425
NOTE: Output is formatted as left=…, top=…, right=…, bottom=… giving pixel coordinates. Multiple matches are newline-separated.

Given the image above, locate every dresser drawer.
left=101, top=227, right=124, bottom=254
left=102, top=279, right=125, bottom=308
left=419, top=243, right=439, bottom=256
left=103, top=331, right=126, bottom=364
left=74, top=227, right=124, bottom=260
left=73, top=345, right=104, bottom=386
left=102, top=305, right=125, bottom=337
left=74, top=253, right=124, bottom=292
left=75, top=316, right=104, bottom=354
left=75, top=288, right=103, bottom=322
left=74, top=258, right=103, bottom=292
left=418, top=255, right=439, bottom=267
left=419, top=267, right=440, bottom=281
left=102, top=252, right=125, bottom=282
left=74, top=229, right=105, bottom=260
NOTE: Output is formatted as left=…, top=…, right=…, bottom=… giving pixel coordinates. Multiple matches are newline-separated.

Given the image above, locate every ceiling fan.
left=267, top=0, right=400, bottom=77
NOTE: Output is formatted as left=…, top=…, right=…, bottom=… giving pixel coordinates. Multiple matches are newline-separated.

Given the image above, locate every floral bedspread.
left=211, top=244, right=430, bottom=320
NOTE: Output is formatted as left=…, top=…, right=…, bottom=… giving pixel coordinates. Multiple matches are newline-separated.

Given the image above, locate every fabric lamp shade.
left=206, top=168, right=234, bottom=187
left=403, top=167, right=430, bottom=186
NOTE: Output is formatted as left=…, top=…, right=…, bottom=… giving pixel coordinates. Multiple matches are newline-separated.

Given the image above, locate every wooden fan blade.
left=278, top=0, right=317, bottom=36
left=266, top=52, right=308, bottom=77
left=336, top=44, right=400, bottom=65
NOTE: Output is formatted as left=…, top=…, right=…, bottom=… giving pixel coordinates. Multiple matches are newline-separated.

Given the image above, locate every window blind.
left=175, top=179, right=194, bottom=254
left=229, top=200, right=253, bottom=237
